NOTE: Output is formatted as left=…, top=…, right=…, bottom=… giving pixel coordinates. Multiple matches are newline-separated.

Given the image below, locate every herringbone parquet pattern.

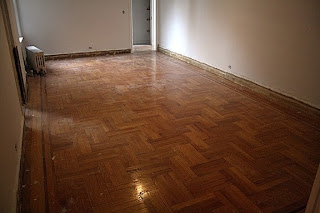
left=21, top=51, right=320, bottom=213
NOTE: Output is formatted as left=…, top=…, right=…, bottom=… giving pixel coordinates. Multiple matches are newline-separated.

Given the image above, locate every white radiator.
left=26, top=46, right=46, bottom=74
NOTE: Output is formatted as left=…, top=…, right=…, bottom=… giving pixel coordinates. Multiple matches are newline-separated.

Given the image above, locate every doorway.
left=131, top=0, right=156, bottom=51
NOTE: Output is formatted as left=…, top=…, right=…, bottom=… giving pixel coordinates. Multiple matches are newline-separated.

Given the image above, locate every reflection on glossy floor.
left=21, top=51, right=320, bottom=212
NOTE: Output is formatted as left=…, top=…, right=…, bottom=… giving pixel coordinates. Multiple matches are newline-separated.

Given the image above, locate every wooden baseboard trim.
left=45, top=49, right=131, bottom=61
left=158, top=46, right=320, bottom=129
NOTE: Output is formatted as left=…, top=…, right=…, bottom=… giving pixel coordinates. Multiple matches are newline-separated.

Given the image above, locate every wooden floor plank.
left=20, top=52, right=320, bottom=212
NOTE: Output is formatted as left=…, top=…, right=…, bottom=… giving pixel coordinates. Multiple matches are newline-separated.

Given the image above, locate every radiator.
left=26, top=46, right=46, bottom=74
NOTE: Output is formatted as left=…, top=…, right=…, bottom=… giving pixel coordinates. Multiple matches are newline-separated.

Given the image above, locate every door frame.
left=0, top=0, right=26, bottom=105
left=130, top=0, right=157, bottom=51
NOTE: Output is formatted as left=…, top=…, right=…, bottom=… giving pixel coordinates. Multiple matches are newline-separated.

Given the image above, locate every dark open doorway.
left=132, top=0, right=151, bottom=45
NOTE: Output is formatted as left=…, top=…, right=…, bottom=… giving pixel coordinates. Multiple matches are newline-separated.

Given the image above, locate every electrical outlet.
left=89, top=47, right=93, bottom=50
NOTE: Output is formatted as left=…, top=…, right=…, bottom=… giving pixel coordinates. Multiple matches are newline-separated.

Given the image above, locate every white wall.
left=159, top=0, right=320, bottom=109
left=17, top=0, right=132, bottom=55
left=0, top=4, right=24, bottom=212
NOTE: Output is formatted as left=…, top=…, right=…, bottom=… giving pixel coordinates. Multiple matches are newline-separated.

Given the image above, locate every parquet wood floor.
left=20, top=51, right=320, bottom=213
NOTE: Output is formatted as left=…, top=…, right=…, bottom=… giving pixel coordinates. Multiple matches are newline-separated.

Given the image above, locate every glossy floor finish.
left=21, top=52, right=320, bottom=213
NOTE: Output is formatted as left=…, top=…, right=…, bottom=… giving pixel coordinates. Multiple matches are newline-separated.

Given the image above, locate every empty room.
left=1, top=0, right=320, bottom=212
